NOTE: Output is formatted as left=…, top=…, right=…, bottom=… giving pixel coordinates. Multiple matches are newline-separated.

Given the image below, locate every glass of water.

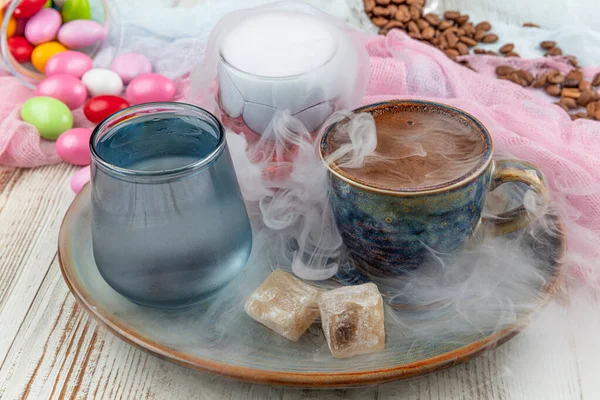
left=90, top=102, right=252, bottom=309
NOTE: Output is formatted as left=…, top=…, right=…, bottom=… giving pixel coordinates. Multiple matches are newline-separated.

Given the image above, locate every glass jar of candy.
left=0, top=0, right=121, bottom=89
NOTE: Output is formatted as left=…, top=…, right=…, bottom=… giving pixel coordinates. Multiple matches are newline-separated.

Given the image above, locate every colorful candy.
left=58, top=19, right=104, bottom=49
left=20, top=96, right=73, bottom=140
left=0, top=11, right=17, bottom=38
left=31, top=41, right=67, bottom=72
left=45, top=51, right=92, bottom=78
left=70, top=165, right=90, bottom=193
left=82, top=68, right=123, bottom=97
left=11, top=0, right=47, bottom=18
left=24, top=8, right=62, bottom=45
left=7, top=36, right=34, bottom=63
left=35, top=74, right=87, bottom=109
left=126, top=73, right=176, bottom=104
left=110, top=53, right=152, bottom=84
left=84, top=95, right=129, bottom=123
left=61, top=0, right=90, bottom=22
left=56, top=127, right=92, bottom=165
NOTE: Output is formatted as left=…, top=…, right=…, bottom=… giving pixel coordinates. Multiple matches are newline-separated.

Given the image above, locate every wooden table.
left=0, top=164, right=599, bottom=399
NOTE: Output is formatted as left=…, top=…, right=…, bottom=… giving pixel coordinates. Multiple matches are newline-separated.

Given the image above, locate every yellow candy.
left=31, top=41, right=68, bottom=73
left=1, top=12, right=17, bottom=38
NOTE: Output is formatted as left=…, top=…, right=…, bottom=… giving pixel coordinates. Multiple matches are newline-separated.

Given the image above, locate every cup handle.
left=479, top=159, right=550, bottom=237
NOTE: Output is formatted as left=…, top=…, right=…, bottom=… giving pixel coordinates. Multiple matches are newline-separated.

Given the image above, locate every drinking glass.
left=90, top=102, right=252, bottom=308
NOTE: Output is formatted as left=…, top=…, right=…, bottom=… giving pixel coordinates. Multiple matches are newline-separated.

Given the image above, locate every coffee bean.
left=533, top=73, right=548, bottom=88
left=461, top=22, right=475, bottom=36
left=562, top=88, right=581, bottom=99
left=566, top=55, right=579, bottom=67
left=446, top=31, right=459, bottom=48
left=578, top=90, right=597, bottom=106
left=564, top=70, right=583, bottom=87
left=438, top=20, right=453, bottom=30
left=407, top=20, right=420, bottom=34
left=456, top=42, right=469, bottom=55
left=545, top=47, right=563, bottom=56
left=445, top=48, right=460, bottom=59
left=592, top=73, right=600, bottom=86
left=540, top=41, right=556, bottom=49
left=444, top=10, right=460, bottom=20
left=422, top=26, right=435, bottom=39
left=461, top=36, right=478, bottom=47
left=475, top=21, right=491, bottom=32
left=499, top=43, right=514, bottom=54
left=507, top=73, right=527, bottom=87
left=455, top=15, right=469, bottom=24
left=424, top=13, right=441, bottom=26
left=523, top=22, right=540, bottom=28
left=547, top=71, right=564, bottom=84
left=439, top=36, right=448, bottom=50
left=409, top=5, right=421, bottom=20
left=474, top=30, right=486, bottom=41
left=579, top=80, right=592, bottom=91
left=505, top=52, right=520, bottom=57
left=496, top=65, right=515, bottom=76
left=373, top=6, right=390, bottom=16
left=376, top=0, right=391, bottom=5
left=482, top=34, right=498, bottom=43
left=391, top=0, right=406, bottom=3
left=545, top=84, right=562, bottom=96
left=559, top=97, right=577, bottom=109
left=372, top=16, right=389, bottom=27
left=587, top=102, right=599, bottom=117
left=417, top=19, right=430, bottom=30
left=486, top=50, right=498, bottom=55
left=474, top=48, right=487, bottom=54
left=395, top=5, right=411, bottom=22
left=594, top=110, right=600, bottom=120
left=408, top=31, right=421, bottom=39
left=383, top=20, right=405, bottom=31
left=406, top=0, right=424, bottom=5
left=456, top=28, right=466, bottom=36
left=364, top=0, right=376, bottom=13
left=387, top=5, right=398, bottom=16
left=517, top=70, right=535, bottom=85
left=571, top=112, right=586, bottom=120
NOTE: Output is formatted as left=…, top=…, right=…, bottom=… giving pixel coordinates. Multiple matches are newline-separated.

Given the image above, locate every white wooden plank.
left=0, top=163, right=75, bottom=366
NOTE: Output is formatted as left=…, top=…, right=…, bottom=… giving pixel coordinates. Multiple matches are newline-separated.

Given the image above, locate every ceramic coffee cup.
left=320, top=100, right=550, bottom=277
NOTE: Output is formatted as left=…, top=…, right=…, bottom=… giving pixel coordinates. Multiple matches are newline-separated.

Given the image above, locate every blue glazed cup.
left=90, top=103, right=253, bottom=308
left=320, top=100, right=550, bottom=277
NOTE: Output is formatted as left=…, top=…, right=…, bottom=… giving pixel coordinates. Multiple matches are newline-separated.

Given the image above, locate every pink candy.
left=24, top=8, right=61, bottom=46
left=70, top=166, right=90, bottom=194
left=110, top=53, right=153, bottom=84
left=58, top=20, right=105, bottom=49
left=56, top=128, right=93, bottom=166
left=126, top=73, right=176, bottom=105
left=34, top=74, right=87, bottom=109
left=45, top=51, right=93, bottom=78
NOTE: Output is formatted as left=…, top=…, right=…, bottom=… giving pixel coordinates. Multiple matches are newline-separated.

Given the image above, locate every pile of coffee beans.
left=364, top=0, right=600, bottom=121
left=496, top=63, right=600, bottom=120
left=364, top=0, right=501, bottom=61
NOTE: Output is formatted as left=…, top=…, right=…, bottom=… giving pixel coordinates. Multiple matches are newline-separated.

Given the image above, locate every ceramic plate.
left=58, top=185, right=566, bottom=388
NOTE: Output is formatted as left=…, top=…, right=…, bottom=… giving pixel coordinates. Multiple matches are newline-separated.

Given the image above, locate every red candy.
left=8, top=0, right=47, bottom=18
left=84, top=95, right=130, bottom=124
left=7, top=36, right=34, bottom=63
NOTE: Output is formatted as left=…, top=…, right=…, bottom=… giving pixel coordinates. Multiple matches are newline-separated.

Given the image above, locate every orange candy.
left=1, top=12, right=17, bottom=38
left=31, top=41, right=67, bottom=72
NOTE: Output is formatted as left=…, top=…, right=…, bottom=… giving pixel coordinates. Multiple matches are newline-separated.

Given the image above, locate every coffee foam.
left=327, top=104, right=488, bottom=190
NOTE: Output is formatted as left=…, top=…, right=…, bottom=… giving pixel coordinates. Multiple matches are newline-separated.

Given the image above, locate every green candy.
left=61, top=0, right=91, bottom=22
left=21, top=97, right=73, bottom=140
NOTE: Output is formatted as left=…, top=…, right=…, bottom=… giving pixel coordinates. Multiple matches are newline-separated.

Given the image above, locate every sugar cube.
left=245, top=269, right=320, bottom=342
left=319, top=283, right=385, bottom=358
